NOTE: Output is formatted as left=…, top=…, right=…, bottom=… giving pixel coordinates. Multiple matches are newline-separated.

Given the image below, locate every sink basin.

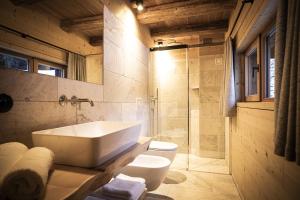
left=32, top=121, right=141, bottom=168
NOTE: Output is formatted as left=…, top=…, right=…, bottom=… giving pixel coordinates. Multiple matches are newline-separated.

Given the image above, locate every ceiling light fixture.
left=136, top=0, right=144, bottom=11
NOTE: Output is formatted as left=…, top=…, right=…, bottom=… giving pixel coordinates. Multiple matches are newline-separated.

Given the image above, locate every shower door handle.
left=150, top=96, right=157, bottom=109
left=150, top=96, right=157, bottom=101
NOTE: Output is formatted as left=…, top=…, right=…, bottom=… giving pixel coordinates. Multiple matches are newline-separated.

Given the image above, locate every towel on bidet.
left=102, top=178, right=145, bottom=200
left=0, top=144, right=54, bottom=200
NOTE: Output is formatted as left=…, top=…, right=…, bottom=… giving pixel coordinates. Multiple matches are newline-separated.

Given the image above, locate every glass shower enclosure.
left=149, top=44, right=228, bottom=173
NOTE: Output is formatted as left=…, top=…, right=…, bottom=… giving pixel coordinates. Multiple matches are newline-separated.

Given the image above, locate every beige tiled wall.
left=0, top=4, right=150, bottom=146
left=103, top=5, right=149, bottom=136
left=198, top=48, right=225, bottom=159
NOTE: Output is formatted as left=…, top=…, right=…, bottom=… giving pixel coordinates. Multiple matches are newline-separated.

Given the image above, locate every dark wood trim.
left=151, top=20, right=228, bottom=39
left=150, top=44, right=188, bottom=51
left=244, top=37, right=261, bottom=102
left=89, top=36, right=103, bottom=47
left=10, top=0, right=43, bottom=6
left=61, top=15, right=103, bottom=33
left=138, top=0, right=235, bottom=24
left=0, top=25, right=84, bottom=56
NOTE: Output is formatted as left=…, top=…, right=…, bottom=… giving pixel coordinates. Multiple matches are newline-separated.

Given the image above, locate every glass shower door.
left=149, top=44, right=228, bottom=174
left=149, top=48, right=189, bottom=170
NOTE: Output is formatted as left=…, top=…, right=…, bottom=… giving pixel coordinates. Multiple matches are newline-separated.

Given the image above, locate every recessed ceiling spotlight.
left=136, top=0, right=144, bottom=11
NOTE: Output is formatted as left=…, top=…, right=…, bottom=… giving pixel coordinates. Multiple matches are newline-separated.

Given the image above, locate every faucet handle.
left=90, top=100, right=94, bottom=107
left=71, top=96, right=78, bottom=106
left=59, top=95, right=67, bottom=106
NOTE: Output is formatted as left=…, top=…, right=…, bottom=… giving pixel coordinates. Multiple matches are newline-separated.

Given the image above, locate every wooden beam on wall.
left=61, top=15, right=103, bottom=33
left=151, top=20, right=228, bottom=39
left=138, top=0, right=236, bottom=24
left=10, top=0, right=43, bottom=6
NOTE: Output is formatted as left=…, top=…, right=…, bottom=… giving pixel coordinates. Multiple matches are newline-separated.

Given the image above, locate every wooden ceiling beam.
left=138, top=0, right=236, bottom=24
left=89, top=36, right=103, bottom=46
left=10, top=0, right=43, bottom=6
left=61, top=15, right=103, bottom=33
left=151, top=20, right=228, bottom=39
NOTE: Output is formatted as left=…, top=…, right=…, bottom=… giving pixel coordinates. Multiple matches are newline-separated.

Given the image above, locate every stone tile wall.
left=0, top=4, right=150, bottom=146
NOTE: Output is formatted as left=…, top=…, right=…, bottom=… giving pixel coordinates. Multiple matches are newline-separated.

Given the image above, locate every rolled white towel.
left=1, top=147, right=54, bottom=200
left=0, top=142, right=28, bottom=186
left=102, top=178, right=145, bottom=200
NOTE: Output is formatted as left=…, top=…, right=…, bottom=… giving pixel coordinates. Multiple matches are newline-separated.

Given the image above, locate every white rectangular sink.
left=32, top=121, right=141, bottom=168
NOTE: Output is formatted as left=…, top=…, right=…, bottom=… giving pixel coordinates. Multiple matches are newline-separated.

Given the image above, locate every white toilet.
left=119, top=141, right=177, bottom=191
left=143, top=141, right=178, bottom=162
left=119, top=154, right=171, bottom=191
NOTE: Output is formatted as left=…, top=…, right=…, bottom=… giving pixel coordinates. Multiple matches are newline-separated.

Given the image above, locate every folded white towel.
left=116, top=174, right=146, bottom=184
left=85, top=194, right=124, bottom=200
left=102, top=178, right=145, bottom=200
left=85, top=196, right=106, bottom=200
left=1, top=146, right=54, bottom=200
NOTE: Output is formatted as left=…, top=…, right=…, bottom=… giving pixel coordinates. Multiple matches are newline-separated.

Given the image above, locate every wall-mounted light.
left=136, top=0, right=144, bottom=11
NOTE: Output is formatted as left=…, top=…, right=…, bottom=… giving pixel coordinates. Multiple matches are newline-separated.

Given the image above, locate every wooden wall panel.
left=0, top=0, right=100, bottom=55
left=232, top=105, right=300, bottom=200
left=226, top=0, right=277, bottom=52
left=0, top=29, right=67, bottom=65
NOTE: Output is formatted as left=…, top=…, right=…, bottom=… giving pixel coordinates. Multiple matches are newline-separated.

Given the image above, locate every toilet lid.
left=148, top=141, right=178, bottom=151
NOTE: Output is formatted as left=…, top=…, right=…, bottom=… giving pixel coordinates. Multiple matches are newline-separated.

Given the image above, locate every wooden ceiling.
left=135, top=0, right=237, bottom=44
left=10, top=0, right=237, bottom=46
left=10, top=0, right=104, bottom=47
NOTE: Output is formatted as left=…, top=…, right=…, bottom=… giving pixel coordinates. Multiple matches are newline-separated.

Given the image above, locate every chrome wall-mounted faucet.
left=59, top=95, right=94, bottom=107
left=70, top=96, right=94, bottom=107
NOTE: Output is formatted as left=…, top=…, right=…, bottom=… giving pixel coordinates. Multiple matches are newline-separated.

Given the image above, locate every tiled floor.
left=145, top=169, right=241, bottom=200
left=188, top=155, right=229, bottom=174
left=171, top=153, right=229, bottom=174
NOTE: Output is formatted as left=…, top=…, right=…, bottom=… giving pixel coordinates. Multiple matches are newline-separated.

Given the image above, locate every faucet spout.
left=71, top=96, right=94, bottom=107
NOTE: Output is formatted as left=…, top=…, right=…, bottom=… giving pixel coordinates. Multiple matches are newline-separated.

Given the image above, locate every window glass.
left=38, top=64, right=64, bottom=78
left=0, top=52, right=29, bottom=71
left=266, top=30, right=275, bottom=98
left=247, top=50, right=258, bottom=95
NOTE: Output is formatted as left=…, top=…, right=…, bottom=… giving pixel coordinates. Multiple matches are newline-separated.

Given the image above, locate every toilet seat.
left=148, top=141, right=178, bottom=151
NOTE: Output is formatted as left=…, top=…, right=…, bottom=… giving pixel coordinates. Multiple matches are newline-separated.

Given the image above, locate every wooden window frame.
left=261, top=23, right=276, bottom=101
left=0, top=48, right=67, bottom=78
left=33, top=58, right=67, bottom=78
left=244, top=37, right=261, bottom=102
left=0, top=48, right=34, bottom=72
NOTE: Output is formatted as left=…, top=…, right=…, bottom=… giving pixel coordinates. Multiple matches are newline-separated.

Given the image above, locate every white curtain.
left=67, top=52, right=87, bottom=82
left=222, top=38, right=236, bottom=117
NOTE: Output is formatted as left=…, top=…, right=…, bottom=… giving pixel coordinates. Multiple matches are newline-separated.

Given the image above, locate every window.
left=34, top=59, right=66, bottom=78
left=243, top=22, right=276, bottom=102
left=245, top=39, right=260, bottom=101
left=38, top=64, right=64, bottom=77
left=263, top=27, right=276, bottom=99
left=0, top=48, right=67, bottom=78
left=0, top=50, right=30, bottom=72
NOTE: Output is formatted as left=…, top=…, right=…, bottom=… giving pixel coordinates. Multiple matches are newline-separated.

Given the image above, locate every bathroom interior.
left=0, top=0, right=299, bottom=200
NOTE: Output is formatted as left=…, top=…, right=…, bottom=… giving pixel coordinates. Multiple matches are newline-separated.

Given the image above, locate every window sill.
left=237, top=101, right=274, bottom=111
